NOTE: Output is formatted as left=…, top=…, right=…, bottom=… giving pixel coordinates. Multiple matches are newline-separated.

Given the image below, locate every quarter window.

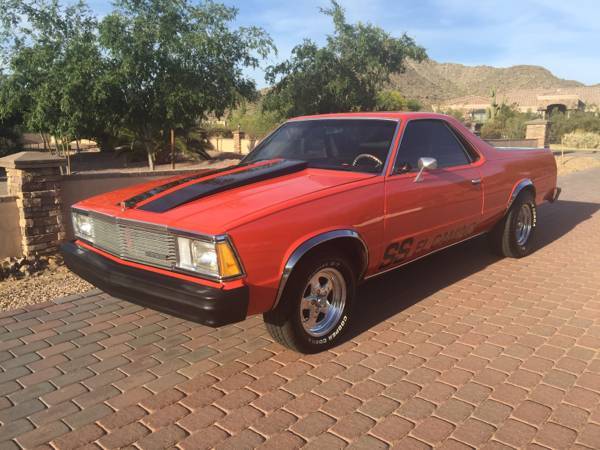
left=394, top=120, right=471, bottom=172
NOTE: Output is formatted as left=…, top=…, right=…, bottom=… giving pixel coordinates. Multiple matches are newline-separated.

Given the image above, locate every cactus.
left=487, top=88, right=499, bottom=121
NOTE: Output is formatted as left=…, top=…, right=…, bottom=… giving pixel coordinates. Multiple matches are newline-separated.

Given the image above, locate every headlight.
left=72, top=211, right=94, bottom=242
left=176, top=236, right=242, bottom=279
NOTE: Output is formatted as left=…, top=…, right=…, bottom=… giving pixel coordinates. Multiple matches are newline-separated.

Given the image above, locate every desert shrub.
left=549, top=111, right=600, bottom=144
left=480, top=105, right=536, bottom=140
left=438, top=108, right=466, bottom=122
left=561, top=131, right=600, bottom=149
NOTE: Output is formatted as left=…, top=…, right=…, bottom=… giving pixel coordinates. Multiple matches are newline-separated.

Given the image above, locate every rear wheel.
left=263, top=251, right=355, bottom=353
left=489, top=190, right=537, bottom=258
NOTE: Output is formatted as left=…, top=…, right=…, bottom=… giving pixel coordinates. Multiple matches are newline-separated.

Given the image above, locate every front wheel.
left=263, top=251, right=355, bottom=353
left=489, top=190, right=537, bottom=258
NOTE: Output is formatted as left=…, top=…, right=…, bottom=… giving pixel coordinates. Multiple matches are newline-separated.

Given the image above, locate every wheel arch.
left=272, top=230, right=368, bottom=310
left=507, top=178, right=536, bottom=211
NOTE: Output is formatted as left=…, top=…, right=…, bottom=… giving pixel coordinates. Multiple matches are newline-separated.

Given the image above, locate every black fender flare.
left=507, top=178, right=535, bottom=211
left=272, top=230, right=368, bottom=309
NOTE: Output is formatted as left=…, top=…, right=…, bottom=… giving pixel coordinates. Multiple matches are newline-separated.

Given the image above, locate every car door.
left=379, top=119, right=484, bottom=271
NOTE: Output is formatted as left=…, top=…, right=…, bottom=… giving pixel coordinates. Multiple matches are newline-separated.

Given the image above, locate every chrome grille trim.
left=91, top=213, right=121, bottom=256
left=72, top=207, right=246, bottom=282
left=88, top=212, right=176, bottom=269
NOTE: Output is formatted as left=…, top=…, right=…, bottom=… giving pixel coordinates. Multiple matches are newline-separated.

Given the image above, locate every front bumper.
left=60, top=242, right=249, bottom=327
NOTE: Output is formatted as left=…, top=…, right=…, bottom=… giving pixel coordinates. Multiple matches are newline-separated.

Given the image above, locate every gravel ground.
left=0, top=265, right=91, bottom=312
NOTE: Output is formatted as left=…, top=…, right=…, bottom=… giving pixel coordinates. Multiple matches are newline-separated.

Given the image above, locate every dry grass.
left=556, top=155, right=600, bottom=175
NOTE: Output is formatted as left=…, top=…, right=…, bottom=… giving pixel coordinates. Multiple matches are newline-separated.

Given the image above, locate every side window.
left=395, top=120, right=471, bottom=172
left=448, top=125, right=481, bottom=162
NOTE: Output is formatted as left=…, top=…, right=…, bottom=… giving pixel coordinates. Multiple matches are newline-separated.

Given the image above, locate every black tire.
left=488, top=190, right=537, bottom=258
left=263, top=250, right=356, bottom=353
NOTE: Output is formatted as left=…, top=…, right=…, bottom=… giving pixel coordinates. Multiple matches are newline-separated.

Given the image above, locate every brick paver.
left=1, top=169, right=600, bottom=449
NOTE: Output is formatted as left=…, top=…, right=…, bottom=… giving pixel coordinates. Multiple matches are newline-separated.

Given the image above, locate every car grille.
left=90, top=212, right=177, bottom=269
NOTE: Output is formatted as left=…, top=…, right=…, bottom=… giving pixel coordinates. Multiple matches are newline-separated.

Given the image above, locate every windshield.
left=244, top=119, right=398, bottom=173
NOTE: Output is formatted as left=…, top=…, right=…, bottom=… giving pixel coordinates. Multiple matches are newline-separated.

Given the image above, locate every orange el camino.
left=62, top=112, right=560, bottom=353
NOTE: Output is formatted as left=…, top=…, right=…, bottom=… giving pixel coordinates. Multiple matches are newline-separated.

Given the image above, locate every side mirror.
left=414, top=157, right=438, bottom=183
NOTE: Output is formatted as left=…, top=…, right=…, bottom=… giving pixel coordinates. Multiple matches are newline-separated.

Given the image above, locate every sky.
left=88, top=0, right=600, bottom=87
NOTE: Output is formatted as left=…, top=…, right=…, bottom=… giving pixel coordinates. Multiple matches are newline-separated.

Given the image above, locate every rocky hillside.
left=390, top=59, right=585, bottom=106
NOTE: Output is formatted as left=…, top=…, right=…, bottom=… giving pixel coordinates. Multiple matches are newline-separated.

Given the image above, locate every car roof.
left=288, top=111, right=451, bottom=121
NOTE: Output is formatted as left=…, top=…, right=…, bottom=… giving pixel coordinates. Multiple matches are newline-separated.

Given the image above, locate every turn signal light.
left=216, top=241, right=243, bottom=278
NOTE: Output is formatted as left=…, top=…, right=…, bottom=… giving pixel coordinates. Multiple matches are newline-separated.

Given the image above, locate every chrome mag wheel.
left=515, top=203, right=533, bottom=246
left=299, top=267, right=346, bottom=337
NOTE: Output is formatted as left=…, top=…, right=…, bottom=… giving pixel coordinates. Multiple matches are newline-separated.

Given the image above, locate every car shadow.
left=343, top=199, right=600, bottom=341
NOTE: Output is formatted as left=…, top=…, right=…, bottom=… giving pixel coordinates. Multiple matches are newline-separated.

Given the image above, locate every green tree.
left=0, top=75, right=22, bottom=150
left=228, top=100, right=283, bottom=139
left=0, top=0, right=117, bottom=163
left=264, top=1, right=426, bottom=117
left=99, top=0, right=274, bottom=169
left=374, top=90, right=421, bottom=111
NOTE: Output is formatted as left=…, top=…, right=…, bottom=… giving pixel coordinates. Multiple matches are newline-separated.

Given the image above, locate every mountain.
left=389, top=59, right=585, bottom=106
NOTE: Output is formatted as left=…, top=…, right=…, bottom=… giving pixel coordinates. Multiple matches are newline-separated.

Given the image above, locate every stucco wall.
left=208, top=137, right=256, bottom=155
left=0, top=196, right=22, bottom=258
left=61, top=169, right=199, bottom=239
left=485, top=138, right=539, bottom=148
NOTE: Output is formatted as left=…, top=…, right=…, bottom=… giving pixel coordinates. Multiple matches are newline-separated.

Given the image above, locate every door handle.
left=471, top=178, right=482, bottom=185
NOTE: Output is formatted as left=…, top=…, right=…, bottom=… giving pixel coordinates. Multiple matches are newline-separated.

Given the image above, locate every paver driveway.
left=1, top=169, right=600, bottom=450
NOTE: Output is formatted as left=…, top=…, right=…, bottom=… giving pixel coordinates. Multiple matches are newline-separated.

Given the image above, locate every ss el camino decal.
left=380, top=222, right=478, bottom=269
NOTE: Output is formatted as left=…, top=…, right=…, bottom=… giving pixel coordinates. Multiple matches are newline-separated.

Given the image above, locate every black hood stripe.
left=138, top=160, right=308, bottom=213
left=120, top=163, right=243, bottom=209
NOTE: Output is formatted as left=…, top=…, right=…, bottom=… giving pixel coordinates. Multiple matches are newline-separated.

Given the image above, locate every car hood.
left=75, top=160, right=375, bottom=234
